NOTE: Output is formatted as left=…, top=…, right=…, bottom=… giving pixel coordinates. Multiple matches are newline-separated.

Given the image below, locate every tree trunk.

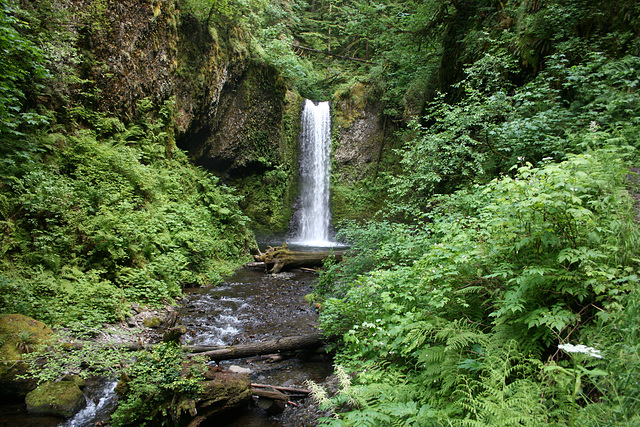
left=189, top=332, right=324, bottom=361
left=255, top=245, right=344, bottom=273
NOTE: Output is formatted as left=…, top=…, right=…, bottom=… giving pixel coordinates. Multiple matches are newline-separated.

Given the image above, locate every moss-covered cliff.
left=330, top=82, right=398, bottom=223
left=30, top=0, right=389, bottom=234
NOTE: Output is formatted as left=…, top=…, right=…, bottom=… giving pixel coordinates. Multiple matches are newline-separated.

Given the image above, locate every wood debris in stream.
left=250, top=244, right=344, bottom=273
left=250, top=383, right=312, bottom=415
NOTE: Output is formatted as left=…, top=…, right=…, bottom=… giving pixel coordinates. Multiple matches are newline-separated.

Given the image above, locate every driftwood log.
left=250, top=383, right=311, bottom=414
left=188, top=332, right=323, bottom=361
left=252, top=245, right=344, bottom=273
left=64, top=332, right=325, bottom=362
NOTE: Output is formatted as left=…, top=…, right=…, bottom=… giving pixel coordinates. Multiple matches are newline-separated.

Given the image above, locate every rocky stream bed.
left=0, top=267, right=335, bottom=426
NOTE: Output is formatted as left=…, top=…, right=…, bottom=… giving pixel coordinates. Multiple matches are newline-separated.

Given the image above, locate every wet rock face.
left=79, top=0, right=181, bottom=120
left=334, top=105, right=384, bottom=175
left=73, top=1, right=298, bottom=230
left=181, top=64, right=290, bottom=176
left=75, top=0, right=291, bottom=178
left=332, top=87, right=385, bottom=183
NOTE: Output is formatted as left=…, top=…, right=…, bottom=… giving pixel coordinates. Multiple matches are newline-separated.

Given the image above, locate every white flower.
left=558, top=343, right=603, bottom=359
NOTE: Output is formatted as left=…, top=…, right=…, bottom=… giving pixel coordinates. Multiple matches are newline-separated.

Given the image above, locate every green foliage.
left=0, top=0, right=49, bottom=139
left=0, top=98, right=252, bottom=326
left=111, top=343, right=206, bottom=426
left=391, top=51, right=640, bottom=216
left=318, top=147, right=640, bottom=424
left=180, top=0, right=268, bottom=28
left=574, top=290, right=640, bottom=425
left=454, top=341, right=549, bottom=426
left=308, top=364, right=438, bottom=427
left=23, top=338, right=207, bottom=426
left=21, top=328, right=127, bottom=384
left=316, top=220, right=431, bottom=298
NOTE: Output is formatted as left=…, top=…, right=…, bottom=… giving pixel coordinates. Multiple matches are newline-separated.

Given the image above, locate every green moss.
left=332, top=81, right=368, bottom=129
left=25, top=380, right=86, bottom=418
left=230, top=85, right=303, bottom=234
left=143, top=316, right=163, bottom=328
left=0, top=314, right=53, bottom=383
left=330, top=180, right=385, bottom=223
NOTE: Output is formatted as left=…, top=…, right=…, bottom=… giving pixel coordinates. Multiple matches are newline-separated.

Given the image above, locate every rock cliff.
left=67, top=0, right=299, bottom=232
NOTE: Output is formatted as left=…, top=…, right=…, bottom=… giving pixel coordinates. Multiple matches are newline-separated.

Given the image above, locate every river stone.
left=227, top=365, right=252, bottom=374
left=184, top=371, right=251, bottom=426
left=0, top=314, right=54, bottom=398
left=143, top=316, right=163, bottom=328
left=162, top=324, right=187, bottom=344
left=25, top=380, right=86, bottom=418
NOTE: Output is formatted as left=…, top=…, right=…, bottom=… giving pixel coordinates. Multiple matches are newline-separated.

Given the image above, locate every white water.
left=293, top=99, right=333, bottom=246
left=60, top=378, right=118, bottom=427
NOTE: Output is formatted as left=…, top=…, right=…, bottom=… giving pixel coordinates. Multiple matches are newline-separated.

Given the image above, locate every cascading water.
left=293, top=99, right=333, bottom=246
left=60, top=378, right=118, bottom=427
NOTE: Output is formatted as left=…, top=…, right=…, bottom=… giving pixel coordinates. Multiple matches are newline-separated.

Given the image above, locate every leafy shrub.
left=0, top=99, right=252, bottom=326
left=391, top=52, right=640, bottom=218
left=319, top=147, right=640, bottom=425
left=111, top=343, right=207, bottom=426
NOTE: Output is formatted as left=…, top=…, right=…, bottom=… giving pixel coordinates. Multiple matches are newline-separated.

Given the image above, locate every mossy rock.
left=25, top=380, right=86, bottom=418
left=143, top=316, right=163, bottom=328
left=0, top=314, right=54, bottom=398
left=184, top=371, right=251, bottom=425
left=162, top=324, right=187, bottom=344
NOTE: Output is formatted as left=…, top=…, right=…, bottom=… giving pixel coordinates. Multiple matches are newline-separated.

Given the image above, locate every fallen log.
left=255, top=245, right=344, bottom=273
left=250, top=384, right=310, bottom=415
left=246, top=261, right=266, bottom=269
left=62, top=333, right=325, bottom=361
left=251, top=383, right=311, bottom=396
left=251, top=387, right=289, bottom=401
left=190, top=332, right=323, bottom=361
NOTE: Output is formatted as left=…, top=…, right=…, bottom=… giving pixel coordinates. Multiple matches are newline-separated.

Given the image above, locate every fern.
left=452, top=340, right=548, bottom=426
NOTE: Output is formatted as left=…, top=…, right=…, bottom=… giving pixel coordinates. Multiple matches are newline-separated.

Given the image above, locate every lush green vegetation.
left=317, top=147, right=640, bottom=424
left=280, top=0, right=640, bottom=425
left=0, top=0, right=253, bottom=328
left=3, top=0, right=640, bottom=424
left=22, top=335, right=209, bottom=426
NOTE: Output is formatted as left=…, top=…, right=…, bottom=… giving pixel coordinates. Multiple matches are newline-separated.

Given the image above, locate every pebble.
left=227, top=365, right=252, bottom=374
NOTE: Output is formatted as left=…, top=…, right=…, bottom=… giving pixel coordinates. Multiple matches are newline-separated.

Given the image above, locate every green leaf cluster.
left=0, top=0, right=49, bottom=138
left=110, top=343, right=207, bottom=426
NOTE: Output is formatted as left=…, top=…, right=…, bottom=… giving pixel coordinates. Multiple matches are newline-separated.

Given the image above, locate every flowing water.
left=0, top=268, right=331, bottom=427
left=179, top=267, right=333, bottom=426
left=293, top=100, right=333, bottom=246
left=0, top=377, right=118, bottom=427
left=60, top=378, right=119, bottom=427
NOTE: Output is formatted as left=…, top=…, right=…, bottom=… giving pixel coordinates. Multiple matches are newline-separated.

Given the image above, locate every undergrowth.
left=0, top=98, right=253, bottom=326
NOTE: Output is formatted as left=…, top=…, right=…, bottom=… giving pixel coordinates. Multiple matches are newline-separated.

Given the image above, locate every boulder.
left=162, top=324, right=187, bottom=344
left=184, top=370, right=252, bottom=427
left=25, top=380, right=86, bottom=418
left=0, top=314, right=54, bottom=398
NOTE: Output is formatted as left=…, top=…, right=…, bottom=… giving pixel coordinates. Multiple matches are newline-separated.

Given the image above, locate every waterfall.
left=293, top=99, right=333, bottom=246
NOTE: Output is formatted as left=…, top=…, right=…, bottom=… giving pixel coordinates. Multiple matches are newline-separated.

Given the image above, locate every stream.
left=2, top=97, right=337, bottom=426
left=178, top=266, right=333, bottom=426
left=0, top=265, right=332, bottom=427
